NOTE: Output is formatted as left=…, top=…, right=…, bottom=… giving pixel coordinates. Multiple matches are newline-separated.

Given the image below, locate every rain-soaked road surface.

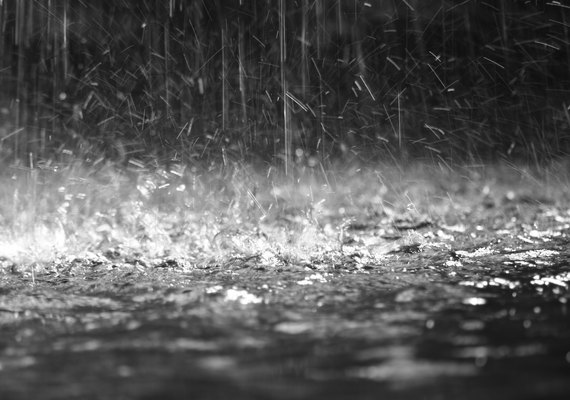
left=1, top=201, right=569, bottom=399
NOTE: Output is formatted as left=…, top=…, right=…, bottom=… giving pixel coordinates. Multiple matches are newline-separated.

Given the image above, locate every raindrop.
left=463, top=297, right=486, bottom=306
left=523, top=320, right=532, bottom=329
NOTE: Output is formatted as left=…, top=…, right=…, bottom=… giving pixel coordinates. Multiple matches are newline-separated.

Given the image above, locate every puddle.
left=1, top=195, right=570, bottom=399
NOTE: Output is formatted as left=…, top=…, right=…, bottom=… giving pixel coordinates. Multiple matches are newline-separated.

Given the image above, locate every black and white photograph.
left=0, top=1, right=569, bottom=399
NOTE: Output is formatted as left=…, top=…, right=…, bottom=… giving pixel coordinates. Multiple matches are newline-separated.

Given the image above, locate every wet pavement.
left=1, top=199, right=569, bottom=399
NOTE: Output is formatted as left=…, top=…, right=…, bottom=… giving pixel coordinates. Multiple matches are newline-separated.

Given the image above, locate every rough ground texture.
left=1, top=162, right=569, bottom=399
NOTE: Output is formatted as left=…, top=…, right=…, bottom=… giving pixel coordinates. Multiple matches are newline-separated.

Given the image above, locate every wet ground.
left=1, top=167, right=570, bottom=399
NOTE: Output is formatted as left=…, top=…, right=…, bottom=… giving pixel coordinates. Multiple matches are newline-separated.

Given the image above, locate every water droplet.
left=523, top=320, right=532, bottom=329
left=463, top=297, right=486, bottom=306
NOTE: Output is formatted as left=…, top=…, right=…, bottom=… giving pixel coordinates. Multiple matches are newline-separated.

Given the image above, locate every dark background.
left=0, top=0, right=569, bottom=166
